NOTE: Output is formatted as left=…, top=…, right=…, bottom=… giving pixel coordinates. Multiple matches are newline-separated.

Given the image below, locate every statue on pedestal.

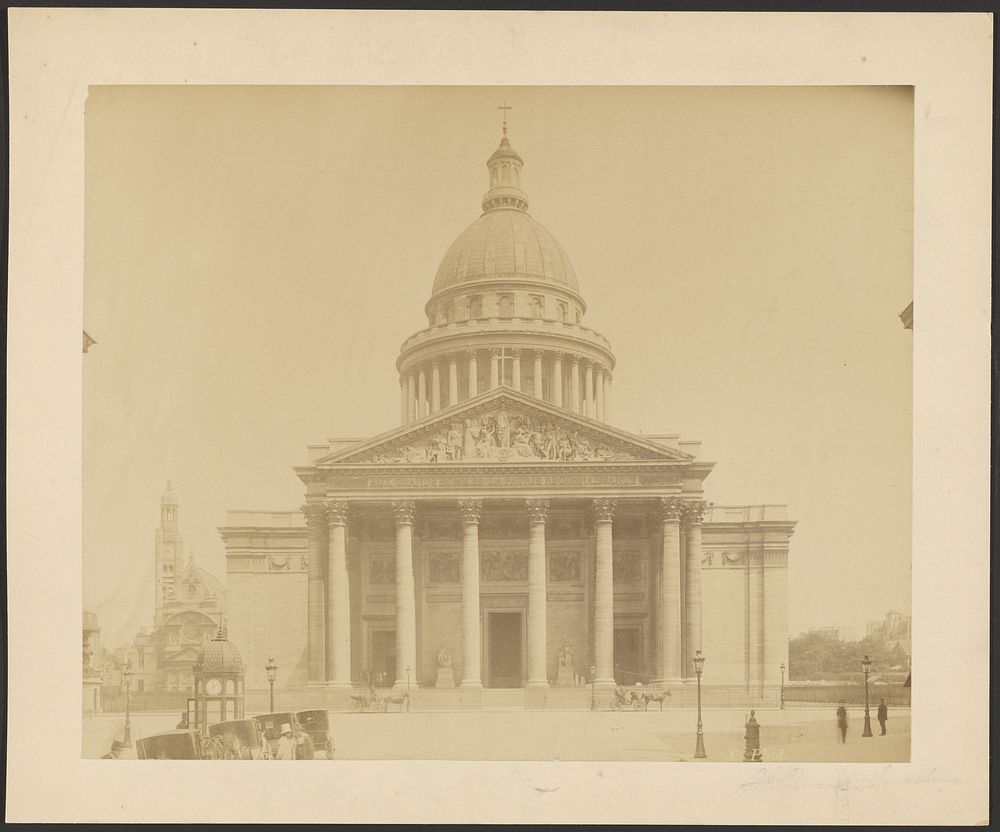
left=435, top=647, right=455, bottom=688
left=555, top=644, right=576, bottom=687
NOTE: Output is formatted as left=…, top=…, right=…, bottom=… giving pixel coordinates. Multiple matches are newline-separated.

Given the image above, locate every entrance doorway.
left=369, top=629, right=396, bottom=688
left=613, top=626, right=643, bottom=685
left=487, top=612, right=523, bottom=688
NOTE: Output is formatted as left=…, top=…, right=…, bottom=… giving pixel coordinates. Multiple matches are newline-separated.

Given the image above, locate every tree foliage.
left=788, top=633, right=909, bottom=681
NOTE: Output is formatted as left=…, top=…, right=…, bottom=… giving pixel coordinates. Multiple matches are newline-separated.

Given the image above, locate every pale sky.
left=83, top=85, right=912, bottom=647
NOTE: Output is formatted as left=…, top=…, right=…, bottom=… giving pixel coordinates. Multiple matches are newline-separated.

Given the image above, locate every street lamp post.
left=693, top=650, right=707, bottom=759
left=590, top=665, right=596, bottom=711
left=861, top=653, right=873, bottom=737
left=265, top=657, right=278, bottom=713
left=406, top=665, right=411, bottom=694
left=122, top=662, right=133, bottom=747
left=779, top=662, right=786, bottom=710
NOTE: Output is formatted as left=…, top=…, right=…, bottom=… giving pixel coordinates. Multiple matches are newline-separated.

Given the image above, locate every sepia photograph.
left=6, top=9, right=990, bottom=826
left=82, top=85, right=913, bottom=763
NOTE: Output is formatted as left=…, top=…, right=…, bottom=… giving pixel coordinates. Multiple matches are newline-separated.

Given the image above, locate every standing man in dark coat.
left=836, top=704, right=848, bottom=743
left=877, top=699, right=888, bottom=735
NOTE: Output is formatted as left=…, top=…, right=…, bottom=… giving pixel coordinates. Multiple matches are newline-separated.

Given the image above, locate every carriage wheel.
left=325, top=739, right=334, bottom=759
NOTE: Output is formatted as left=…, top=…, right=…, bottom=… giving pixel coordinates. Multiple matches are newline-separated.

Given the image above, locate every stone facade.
left=220, top=124, right=795, bottom=704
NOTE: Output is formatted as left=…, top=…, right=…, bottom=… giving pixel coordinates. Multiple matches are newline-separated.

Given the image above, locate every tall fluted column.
left=656, top=497, right=683, bottom=684
left=301, top=504, right=327, bottom=686
left=595, top=368, right=606, bottom=422
left=511, top=348, right=522, bottom=391
left=448, top=355, right=459, bottom=406
left=604, top=374, right=612, bottom=421
left=431, top=362, right=441, bottom=413
left=684, top=501, right=706, bottom=680
left=407, top=371, right=417, bottom=424
left=458, top=499, right=483, bottom=689
left=552, top=353, right=564, bottom=408
left=392, top=500, right=417, bottom=690
left=526, top=499, right=550, bottom=688
left=593, top=498, right=617, bottom=687
left=325, top=500, right=352, bottom=689
left=400, top=378, right=408, bottom=425
left=584, top=362, right=594, bottom=418
left=533, top=350, right=544, bottom=399
left=570, top=357, right=581, bottom=413
left=417, top=367, right=428, bottom=419
left=467, top=350, right=478, bottom=398
left=489, top=348, right=501, bottom=389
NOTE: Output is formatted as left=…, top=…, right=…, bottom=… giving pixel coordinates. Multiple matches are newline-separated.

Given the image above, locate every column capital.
left=509, top=346, right=522, bottom=357
left=490, top=347, right=503, bottom=358
left=301, top=503, right=328, bottom=528
left=591, top=497, right=617, bottom=523
left=392, top=500, right=416, bottom=525
left=657, top=496, right=685, bottom=522
left=325, top=499, right=350, bottom=526
left=466, top=348, right=479, bottom=358
left=571, top=354, right=581, bottom=366
left=457, top=498, right=482, bottom=524
left=448, top=353, right=458, bottom=365
left=526, top=498, right=550, bottom=524
left=683, top=500, right=708, bottom=525
left=552, top=350, right=565, bottom=360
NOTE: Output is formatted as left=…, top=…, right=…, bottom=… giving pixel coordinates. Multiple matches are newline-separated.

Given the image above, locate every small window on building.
left=499, top=295, right=513, bottom=317
left=530, top=296, right=544, bottom=319
left=557, top=302, right=568, bottom=322
left=468, top=296, right=482, bottom=319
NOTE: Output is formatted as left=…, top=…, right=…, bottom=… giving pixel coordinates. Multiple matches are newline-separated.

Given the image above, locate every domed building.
left=221, top=124, right=796, bottom=709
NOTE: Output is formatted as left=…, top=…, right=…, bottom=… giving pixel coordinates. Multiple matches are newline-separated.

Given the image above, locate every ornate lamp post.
left=861, top=653, right=873, bottom=737
left=779, top=662, right=786, bottom=710
left=406, top=665, right=412, bottom=694
left=265, top=657, right=278, bottom=713
left=693, top=650, right=707, bottom=759
left=121, top=661, right=133, bottom=747
left=590, top=665, right=597, bottom=711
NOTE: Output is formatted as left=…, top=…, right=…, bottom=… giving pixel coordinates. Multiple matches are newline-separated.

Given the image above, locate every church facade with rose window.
left=220, top=123, right=796, bottom=708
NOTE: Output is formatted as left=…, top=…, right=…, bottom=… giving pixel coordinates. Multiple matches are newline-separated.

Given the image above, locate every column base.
left=459, top=680, right=483, bottom=691
left=651, top=677, right=684, bottom=688
left=306, top=681, right=327, bottom=690
left=326, top=681, right=354, bottom=691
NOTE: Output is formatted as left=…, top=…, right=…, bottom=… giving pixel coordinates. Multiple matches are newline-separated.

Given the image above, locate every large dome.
left=432, top=208, right=579, bottom=296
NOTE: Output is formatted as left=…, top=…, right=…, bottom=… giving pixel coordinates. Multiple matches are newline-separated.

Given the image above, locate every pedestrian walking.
left=836, top=703, right=848, bottom=743
left=743, top=710, right=762, bottom=762
left=877, top=699, right=888, bottom=735
left=275, top=724, right=296, bottom=760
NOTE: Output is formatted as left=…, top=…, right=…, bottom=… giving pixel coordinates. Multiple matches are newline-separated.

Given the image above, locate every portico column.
left=656, top=497, right=683, bottom=684
left=683, top=501, right=706, bottom=679
left=325, top=500, right=352, bottom=689
left=533, top=350, right=544, bottom=399
left=392, top=500, right=418, bottom=689
left=526, top=498, right=550, bottom=688
left=467, top=350, right=478, bottom=398
left=511, top=348, right=522, bottom=391
left=417, top=366, right=428, bottom=418
left=592, top=498, right=617, bottom=687
left=570, top=357, right=581, bottom=413
left=431, top=362, right=441, bottom=413
left=407, top=371, right=417, bottom=423
left=400, top=377, right=408, bottom=425
left=489, top=348, right=501, bottom=389
left=458, top=499, right=483, bottom=689
left=448, top=355, right=459, bottom=406
left=604, top=374, right=612, bottom=421
left=584, top=362, right=595, bottom=418
left=595, top=368, right=606, bottom=422
left=552, top=353, right=564, bottom=408
left=301, top=504, right=327, bottom=686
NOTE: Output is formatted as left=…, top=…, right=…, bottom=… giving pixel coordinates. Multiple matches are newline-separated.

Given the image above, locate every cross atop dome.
left=483, top=109, right=529, bottom=213
left=498, top=101, right=512, bottom=137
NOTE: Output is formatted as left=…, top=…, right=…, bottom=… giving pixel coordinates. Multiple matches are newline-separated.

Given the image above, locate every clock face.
left=205, top=678, right=223, bottom=696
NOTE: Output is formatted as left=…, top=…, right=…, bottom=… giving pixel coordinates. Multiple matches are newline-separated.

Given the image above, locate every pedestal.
left=555, top=665, right=576, bottom=687
left=435, top=667, right=456, bottom=688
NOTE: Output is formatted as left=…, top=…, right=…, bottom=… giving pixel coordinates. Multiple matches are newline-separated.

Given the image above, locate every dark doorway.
left=370, top=629, right=396, bottom=688
left=613, top=627, right=643, bottom=684
left=488, top=612, right=523, bottom=688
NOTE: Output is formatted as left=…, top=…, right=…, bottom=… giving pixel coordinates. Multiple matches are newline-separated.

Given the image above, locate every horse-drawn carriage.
left=253, top=711, right=316, bottom=759
left=136, top=730, right=206, bottom=759
left=351, top=687, right=410, bottom=713
left=610, top=685, right=671, bottom=711
left=296, top=709, right=335, bottom=759
left=208, top=719, right=271, bottom=759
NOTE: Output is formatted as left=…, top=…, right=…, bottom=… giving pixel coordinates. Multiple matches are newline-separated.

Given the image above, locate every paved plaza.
left=84, top=706, right=909, bottom=762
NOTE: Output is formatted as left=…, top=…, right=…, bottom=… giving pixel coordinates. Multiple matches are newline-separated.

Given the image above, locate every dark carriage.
left=296, top=709, right=334, bottom=759
left=252, top=711, right=316, bottom=759
left=135, top=730, right=206, bottom=760
left=208, top=718, right=271, bottom=759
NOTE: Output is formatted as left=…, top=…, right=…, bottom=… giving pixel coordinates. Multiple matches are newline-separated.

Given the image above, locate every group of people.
left=836, top=699, right=890, bottom=742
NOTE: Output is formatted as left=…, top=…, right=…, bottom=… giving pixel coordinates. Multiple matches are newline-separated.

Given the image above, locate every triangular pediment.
left=317, top=388, right=693, bottom=466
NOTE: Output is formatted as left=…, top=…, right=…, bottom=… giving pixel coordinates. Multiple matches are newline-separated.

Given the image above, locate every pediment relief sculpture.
left=360, top=409, right=639, bottom=465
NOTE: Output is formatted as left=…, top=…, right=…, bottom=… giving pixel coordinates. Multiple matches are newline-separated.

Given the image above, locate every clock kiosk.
left=191, top=625, right=246, bottom=735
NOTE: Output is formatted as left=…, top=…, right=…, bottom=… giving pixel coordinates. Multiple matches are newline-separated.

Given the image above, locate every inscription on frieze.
left=480, top=550, right=529, bottom=582
left=549, top=550, right=581, bottom=582
left=428, top=551, right=460, bottom=584
left=329, top=472, right=674, bottom=491
left=369, top=554, right=396, bottom=585
left=613, top=550, right=642, bottom=583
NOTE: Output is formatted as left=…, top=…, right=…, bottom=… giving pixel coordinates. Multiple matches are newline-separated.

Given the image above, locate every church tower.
left=154, top=480, right=185, bottom=626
